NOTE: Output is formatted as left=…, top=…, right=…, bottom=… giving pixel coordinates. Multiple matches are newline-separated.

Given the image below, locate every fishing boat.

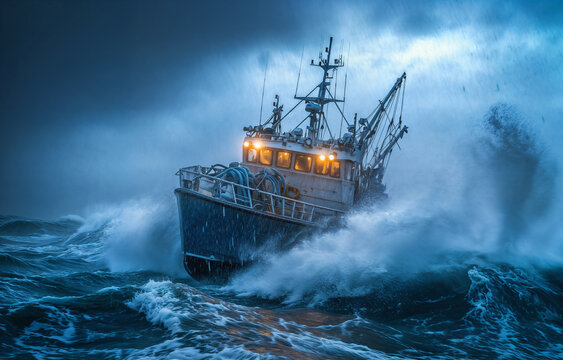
left=175, top=37, right=408, bottom=278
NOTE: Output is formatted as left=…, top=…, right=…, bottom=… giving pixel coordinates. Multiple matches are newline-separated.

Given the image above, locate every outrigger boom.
left=175, top=37, right=409, bottom=278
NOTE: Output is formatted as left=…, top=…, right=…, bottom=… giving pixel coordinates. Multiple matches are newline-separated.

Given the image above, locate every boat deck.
left=176, top=166, right=344, bottom=225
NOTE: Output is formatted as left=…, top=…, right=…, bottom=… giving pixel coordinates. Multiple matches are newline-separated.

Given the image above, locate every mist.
left=225, top=104, right=562, bottom=303
left=1, top=0, right=562, bottom=219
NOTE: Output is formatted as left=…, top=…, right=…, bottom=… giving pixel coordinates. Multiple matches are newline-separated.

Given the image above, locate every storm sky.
left=1, top=0, right=562, bottom=218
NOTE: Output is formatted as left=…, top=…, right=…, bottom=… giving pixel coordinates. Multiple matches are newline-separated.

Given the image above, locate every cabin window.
left=276, top=151, right=291, bottom=168
left=247, top=148, right=257, bottom=163
left=259, top=148, right=273, bottom=166
left=330, top=161, right=341, bottom=178
left=294, top=154, right=312, bottom=172
left=314, top=156, right=330, bottom=175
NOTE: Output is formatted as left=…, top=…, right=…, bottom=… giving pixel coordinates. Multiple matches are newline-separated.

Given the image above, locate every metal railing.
left=176, top=166, right=343, bottom=224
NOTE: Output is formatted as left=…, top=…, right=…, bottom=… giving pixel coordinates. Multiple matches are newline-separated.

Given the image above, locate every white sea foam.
left=127, top=280, right=185, bottom=334
left=126, top=280, right=405, bottom=359
left=227, top=105, right=563, bottom=303
left=76, top=196, right=185, bottom=276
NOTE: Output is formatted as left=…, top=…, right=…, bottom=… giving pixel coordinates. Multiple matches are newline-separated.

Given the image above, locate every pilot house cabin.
left=242, top=138, right=355, bottom=211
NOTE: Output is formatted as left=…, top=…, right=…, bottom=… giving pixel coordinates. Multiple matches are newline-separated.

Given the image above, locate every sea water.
left=1, top=106, right=562, bottom=359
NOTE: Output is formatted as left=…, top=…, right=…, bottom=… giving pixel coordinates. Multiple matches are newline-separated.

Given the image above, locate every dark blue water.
left=1, top=107, right=562, bottom=359
left=0, top=214, right=562, bottom=359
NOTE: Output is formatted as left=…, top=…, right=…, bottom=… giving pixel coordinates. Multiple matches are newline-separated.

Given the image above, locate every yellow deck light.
left=319, top=154, right=326, bottom=161
left=328, top=154, right=335, bottom=161
left=243, top=141, right=250, bottom=147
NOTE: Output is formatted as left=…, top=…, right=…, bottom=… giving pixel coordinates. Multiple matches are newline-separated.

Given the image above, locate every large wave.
left=226, top=104, right=562, bottom=304
left=75, top=196, right=185, bottom=276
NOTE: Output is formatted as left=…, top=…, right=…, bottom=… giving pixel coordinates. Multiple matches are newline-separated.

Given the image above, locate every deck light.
left=254, top=142, right=262, bottom=149
left=319, top=154, right=326, bottom=161
left=328, top=154, right=335, bottom=161
left=243, top=141, right=250, bottom=148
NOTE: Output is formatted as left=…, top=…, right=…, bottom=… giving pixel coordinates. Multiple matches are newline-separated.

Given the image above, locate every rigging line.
left=399, top=79, right=406, bottom=122
left=259, top=58, right=269, bottom=126
left=329, top=70, right=335, bottom=138
left=340, top=43, right=351, bottom=138
left=260, top=112, right=275, bottom=127
left=365, top=103, right=379, bottom=122
left=322, top=111, right=334, bottom=140
left=325, top=73, right=330, bottom=135
left=364, top=93, right=386, bottom=124
left=334, top=67, right=338, bottom=100
left=325, top=87, right=350, bottom=127
left=371, top=124, right=387, bottom=155
left=293, top=114, right=311, bottom=130
left=384, top=147, right=393, bottom=168
left=281, top=85, right=319, bottom=122
left=377, top=91, right=397, bottom=134
left=382, top=98, right=395, bottom=125
left=366, top=140, right=376, bottom=165
left=344, top=43, right=351, bottom=102
left=339, top=74, right=345, bottom=138
left=369, top=144, right=380, bottom=167
left=388, top=92, right=400, bottom=131
left=363, top=102, right=385, bottom=145
left=374, top=115, right=388, bottom=154
left=374, top=133, right=395, bottom=167
left=295, top=47, right=304, bottom=97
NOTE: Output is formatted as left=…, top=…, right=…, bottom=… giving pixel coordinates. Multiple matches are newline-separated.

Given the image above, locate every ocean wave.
left=126, top=279, right=405, bottom=359
left=1, top=104, right=562, bottom=359
left=226, top=104, right=562, bottom=304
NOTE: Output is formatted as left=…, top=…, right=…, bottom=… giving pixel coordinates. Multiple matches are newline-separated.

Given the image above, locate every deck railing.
left=176, top=166, right=343, bottom=224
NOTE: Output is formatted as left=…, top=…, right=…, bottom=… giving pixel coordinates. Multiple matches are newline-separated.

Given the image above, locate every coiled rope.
left=211, top=165, right=291, bottom=208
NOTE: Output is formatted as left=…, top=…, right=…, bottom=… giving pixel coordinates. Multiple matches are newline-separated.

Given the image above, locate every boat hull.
left=174, top=188, right=315, bottom=279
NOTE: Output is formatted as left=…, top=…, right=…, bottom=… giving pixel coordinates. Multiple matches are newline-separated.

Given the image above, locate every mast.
left=295, top=37, right=344, bottom=144
left=353, top=72, right=407, bottom=198
left=243, top=37, right=407, bottom=178
left=357, top=73, right=406, bottom=151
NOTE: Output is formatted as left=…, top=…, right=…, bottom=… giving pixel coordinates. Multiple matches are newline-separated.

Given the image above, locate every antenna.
left=295, top=47, right=304, bottom=97
left=259, top=59, right=268, bottom=126
left=339, top=43, right=351, bottom=138
left=344, top=43, right=350, bottom=102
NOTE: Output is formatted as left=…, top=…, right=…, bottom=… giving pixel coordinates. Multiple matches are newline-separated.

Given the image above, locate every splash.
left=474, top=104, right=558, bottom=251
left=227, top=104, right=561, bottom=303
left=78, top=197, right=185, bottom=276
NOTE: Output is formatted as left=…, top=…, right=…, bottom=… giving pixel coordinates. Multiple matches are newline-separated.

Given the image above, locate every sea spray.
left=474, top=104, right=558, bottom=252
left=78, top=197, right=185, bottom=276
left=1, top=107, right=562, bottom=359
left=227, top=104, right=562, bottom=303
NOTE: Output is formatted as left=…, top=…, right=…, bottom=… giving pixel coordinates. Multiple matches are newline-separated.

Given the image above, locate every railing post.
left=270, top=194, right=275, bottom=213
left=180, top=169, right=345, bottom=221
left=231, top=183, right=237, bottom=204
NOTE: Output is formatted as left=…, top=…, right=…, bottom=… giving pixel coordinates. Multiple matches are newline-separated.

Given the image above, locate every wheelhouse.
left=241, top=138, right=356, bottom=211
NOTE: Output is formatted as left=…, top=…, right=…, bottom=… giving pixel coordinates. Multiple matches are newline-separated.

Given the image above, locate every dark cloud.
left=1, top=0, right=561, bottom=218
left=0, top=0, right=305, bottom=125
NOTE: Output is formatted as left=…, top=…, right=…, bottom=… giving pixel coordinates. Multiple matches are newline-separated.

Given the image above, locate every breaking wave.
left=1, top=104, right=562, bottom=359
left=227, top=104, right=562, bottom=304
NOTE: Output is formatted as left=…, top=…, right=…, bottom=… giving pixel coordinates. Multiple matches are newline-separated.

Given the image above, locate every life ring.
left=304, top=137, right=313, bottom=147
left=285, top=185, right=300, bottom=199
